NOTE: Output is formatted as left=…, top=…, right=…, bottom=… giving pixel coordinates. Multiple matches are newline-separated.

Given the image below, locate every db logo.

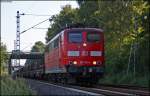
left=81, top=51, right=88, bottom=56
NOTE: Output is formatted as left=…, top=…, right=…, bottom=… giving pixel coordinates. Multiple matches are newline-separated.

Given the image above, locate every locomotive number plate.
left=80, top=61, right=90, bottom=64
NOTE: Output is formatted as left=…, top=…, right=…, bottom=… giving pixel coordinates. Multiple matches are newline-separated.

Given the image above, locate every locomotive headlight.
left=73, top=61, right=77, bottom=65
left=83, top=43, right=87, bottom=47
left=93, top=61, right=97, bottom=65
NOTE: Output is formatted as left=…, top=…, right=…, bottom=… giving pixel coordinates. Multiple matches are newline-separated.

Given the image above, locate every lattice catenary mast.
left=15, top=11, right=20, bottom=67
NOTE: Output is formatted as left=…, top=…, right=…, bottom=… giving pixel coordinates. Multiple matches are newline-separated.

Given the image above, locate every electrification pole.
left=10, top=11, right=52, bottom=74
left=16, top=11, right=20, bottom=68
left=16, top=11, right=20, bottom=52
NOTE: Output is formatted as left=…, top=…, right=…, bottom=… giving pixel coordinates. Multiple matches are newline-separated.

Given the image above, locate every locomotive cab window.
left=69, top=32, right=82, bottom=43
left=49, top=42, right=54, bottom=52
left=87, top=32, right=100, bottom=42
left=54, top=38, right=59, bottom=48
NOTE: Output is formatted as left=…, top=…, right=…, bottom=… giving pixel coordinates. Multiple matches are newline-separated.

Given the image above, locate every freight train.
left=15, top=27, right=105, bottom=83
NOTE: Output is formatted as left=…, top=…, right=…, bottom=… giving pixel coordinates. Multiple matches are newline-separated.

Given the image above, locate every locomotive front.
left=62, top=28, right=105, bottom=79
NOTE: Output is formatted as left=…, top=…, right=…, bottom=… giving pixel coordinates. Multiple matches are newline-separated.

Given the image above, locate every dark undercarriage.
left=66, top=65, right=105, bottom=83
left=15, top=65, right=105, bottom=84
left=67, top=65, right=104, bottom=76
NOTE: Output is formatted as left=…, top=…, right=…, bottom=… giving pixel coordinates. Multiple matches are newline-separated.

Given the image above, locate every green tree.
left=0, top=42, right=8, bottom=75
left=31, top=41, right=45, bottom=52
left=77, top=0, right=99, bottom=27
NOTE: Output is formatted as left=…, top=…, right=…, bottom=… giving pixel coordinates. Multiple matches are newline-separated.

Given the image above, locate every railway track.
left=92, top=84, right=149, bottom=96
left=60, top=83, right=149, bottom=96
left=71, top=83, right=149, bottom=96
left=97, top=83, right=149, bottom=91
left=38, top=79, right=149, bottom=96
left=22, top=77, right=150, bottom=96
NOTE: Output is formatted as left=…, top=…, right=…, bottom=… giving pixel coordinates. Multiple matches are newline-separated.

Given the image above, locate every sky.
left=1, top=1, right=79, bottom=52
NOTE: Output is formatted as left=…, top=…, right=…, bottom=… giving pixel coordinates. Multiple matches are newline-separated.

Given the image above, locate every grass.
left=100, top=73, right=150, bottom=87
left=1, top=75, right=36, bottom=96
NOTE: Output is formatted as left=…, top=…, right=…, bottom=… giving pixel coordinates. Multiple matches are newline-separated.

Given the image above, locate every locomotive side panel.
left=45, top=32, right=66, bottom=74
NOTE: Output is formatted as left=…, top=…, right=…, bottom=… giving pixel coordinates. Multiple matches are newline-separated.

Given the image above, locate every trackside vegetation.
left=1, top=75, right=36, bottom=96
left=0, top=43, right=36, bottom=95
left=100, top=73, right=149, bottom=87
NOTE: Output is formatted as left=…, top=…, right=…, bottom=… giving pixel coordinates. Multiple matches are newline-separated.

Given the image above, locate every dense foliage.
left=30, top=41, right=45, bottom=52
left=45, top=0, right=149, bottom=86
left=0, top=42, right=8, bottom=75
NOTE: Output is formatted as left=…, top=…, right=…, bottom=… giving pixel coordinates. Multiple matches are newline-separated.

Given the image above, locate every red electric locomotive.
left=45, top=27, right=105, bottom=82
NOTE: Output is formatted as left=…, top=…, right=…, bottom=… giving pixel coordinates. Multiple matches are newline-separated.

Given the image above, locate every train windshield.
left=69, top=32, right=82, bottom=43
left=87, top=32, right=100, bottom=42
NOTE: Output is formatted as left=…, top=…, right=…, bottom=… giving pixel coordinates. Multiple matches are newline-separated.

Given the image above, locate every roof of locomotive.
left=64, top=27, right=103, bottom=32
left=46, top=27, right=103, bottom=45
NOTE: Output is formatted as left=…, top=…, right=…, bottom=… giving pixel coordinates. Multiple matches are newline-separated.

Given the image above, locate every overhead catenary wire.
left=21, top=13, right=51, bottom=16
left=33, top=27, right=49, bottom=29
left=20, top=18, right=51, bottom=34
